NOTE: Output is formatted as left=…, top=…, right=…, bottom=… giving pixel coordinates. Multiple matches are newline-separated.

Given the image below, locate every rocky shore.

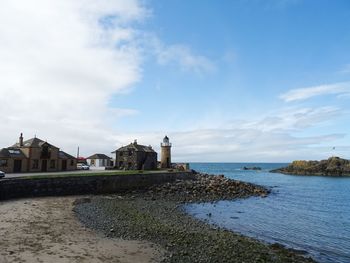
left=74, top=172, right=315, bottom=263
left=271, top=157, right=350, bottom=176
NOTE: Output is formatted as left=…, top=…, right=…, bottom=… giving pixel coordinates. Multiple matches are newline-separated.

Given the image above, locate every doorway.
left=13, top=160, right=22, bottom=173
left=41, top=160, right=47, bottom=172
left=62, top=160, right=67, bottom=171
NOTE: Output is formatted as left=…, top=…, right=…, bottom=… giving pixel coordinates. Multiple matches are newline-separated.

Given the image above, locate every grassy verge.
left=19, top=169, right=182, bottom=180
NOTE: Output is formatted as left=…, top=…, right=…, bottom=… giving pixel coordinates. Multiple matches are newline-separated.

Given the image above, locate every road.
left=2, top=168, right=123, bottom=178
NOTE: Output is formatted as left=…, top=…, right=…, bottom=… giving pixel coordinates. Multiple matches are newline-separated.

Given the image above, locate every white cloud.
left=112, top=128, right=345, bottom=163
left=156, top=44, right=215, bottom=74
left=0, top=1, right=347, bottom=162
left=280, top=82, right=350, bottom=102
left=111, top=106, right=347, bottom=162
left=0, top=0, right=216, bottom=157
left=242, top=106, right=341, bottom=131
left=144, top=35, right=216, bottom=74
left=0, top=0, right=146, bottom=156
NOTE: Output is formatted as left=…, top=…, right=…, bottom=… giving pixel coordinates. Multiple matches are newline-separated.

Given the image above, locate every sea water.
left=186, top=163, right=350, bottom=263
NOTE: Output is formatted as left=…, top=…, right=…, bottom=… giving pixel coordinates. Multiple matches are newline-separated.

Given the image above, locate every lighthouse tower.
left=161, top=135, right=172, bottom=168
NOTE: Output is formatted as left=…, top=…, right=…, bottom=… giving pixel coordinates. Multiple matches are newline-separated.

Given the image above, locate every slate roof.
left=113, top=142, right=156, bottom=153
left=59, top=151, right=76, bottom=159
left=12, top=137, right=58, bottom=149
left=86, top=153, right=111, bottom=160
left=0, top=148, right=26, bottom=158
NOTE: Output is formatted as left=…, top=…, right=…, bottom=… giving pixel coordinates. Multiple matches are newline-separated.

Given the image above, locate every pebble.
left=73, top=172, right=314, bottom=263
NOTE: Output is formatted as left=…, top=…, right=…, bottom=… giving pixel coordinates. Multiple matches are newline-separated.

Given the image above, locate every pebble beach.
left=74, top=172, right=315, bottom=263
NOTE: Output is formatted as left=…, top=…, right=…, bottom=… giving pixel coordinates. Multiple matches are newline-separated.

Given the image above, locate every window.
left=8, top=150, right=21, bottom=155
left=70, top=160, right=74, bottom=166
left=0, top=159, right=8, bottom=167
left=119, top=152, right=123, bottom=156
left=119, top=161, right=123, bottom=167
left=41, top=146, right=51, bottom=159
left=91, top=159, right=95, bottom=166
left=50, top=160, right=56, bottom=169
left=128, top=150, right=132, bottom=156
left=32, top=160, right=39, bottom=169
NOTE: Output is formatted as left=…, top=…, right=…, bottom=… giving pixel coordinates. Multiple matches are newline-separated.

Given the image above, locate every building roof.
left=86, top=153, right=111, bottom=160
left=113, top=142, right=156, bottom=153
left=0, top=148, right=26, bottom=158
left=58, top=151, right=76, bottom=159
left=12, top=137, right=58, bottom=149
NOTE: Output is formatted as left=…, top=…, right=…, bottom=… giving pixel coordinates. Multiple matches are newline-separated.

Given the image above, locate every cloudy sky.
left=1, top=0, right=349, bottom=162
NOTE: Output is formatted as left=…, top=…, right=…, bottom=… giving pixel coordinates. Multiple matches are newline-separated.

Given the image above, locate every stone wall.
left=0, top=171, right=194, bottom=201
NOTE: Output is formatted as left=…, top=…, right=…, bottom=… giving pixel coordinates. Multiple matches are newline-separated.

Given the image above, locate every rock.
left=271, top=157, right=350, bottom=177
left=243, top=166, right=262, bottom=171
left=73, top=173, right=315, bottom=263
left=144, top=172, right=269, bottom=203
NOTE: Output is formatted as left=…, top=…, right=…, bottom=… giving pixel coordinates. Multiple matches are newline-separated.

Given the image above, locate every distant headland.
left=271, top=157, right=350, bottom=176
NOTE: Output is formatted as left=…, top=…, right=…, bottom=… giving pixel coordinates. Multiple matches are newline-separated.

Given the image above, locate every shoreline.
left=271, top=170, right=350, bottom=177
left=74, top=173, right=316, bottom=263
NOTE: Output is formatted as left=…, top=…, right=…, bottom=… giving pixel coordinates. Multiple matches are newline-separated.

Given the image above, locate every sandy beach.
left=0, top=197, right=164, bottom=263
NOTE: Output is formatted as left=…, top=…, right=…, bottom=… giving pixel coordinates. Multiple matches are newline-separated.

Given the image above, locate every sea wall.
left=0, top=172, right=194, bottom=201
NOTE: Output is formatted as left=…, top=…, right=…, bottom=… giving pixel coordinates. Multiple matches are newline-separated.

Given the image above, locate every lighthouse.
left=161, top=135, right=172, bottom=168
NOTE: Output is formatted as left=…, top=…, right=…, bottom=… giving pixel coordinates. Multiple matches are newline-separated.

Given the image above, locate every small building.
left=113, top=140, right=157, bottom=170
left=0, top=133, right=77, bottom=173
left=86, top=154, right=113, bottom=168
left=76, top=157, right=87, bottom=164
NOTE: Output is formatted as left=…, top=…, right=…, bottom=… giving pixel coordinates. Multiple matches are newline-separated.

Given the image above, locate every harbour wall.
left=0, top=171, right=194, bottom=201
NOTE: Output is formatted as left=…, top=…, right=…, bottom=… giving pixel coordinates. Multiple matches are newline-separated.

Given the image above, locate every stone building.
left=0, top=133, right=77, bottom=173
left=113, top=140, right=157, bottom=170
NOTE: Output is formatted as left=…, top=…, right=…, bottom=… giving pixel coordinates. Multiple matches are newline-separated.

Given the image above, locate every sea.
left=186, top=163, right=350, bottom=263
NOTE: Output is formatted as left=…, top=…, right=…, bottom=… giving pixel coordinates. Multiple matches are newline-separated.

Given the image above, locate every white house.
left=86, top=154, right=112, bottom=169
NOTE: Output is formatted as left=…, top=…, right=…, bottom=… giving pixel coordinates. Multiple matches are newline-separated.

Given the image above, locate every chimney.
left=133, top=139, right=138, bottom=145
left=19, top=133, right=24, bottom=147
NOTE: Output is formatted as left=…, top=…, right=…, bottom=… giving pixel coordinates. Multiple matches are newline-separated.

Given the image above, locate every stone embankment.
left=74, top=172, right=315, bottom=263
left=143, top=172, right=269, bottom=202
left=0, top=171, right=193, bottom=201
left=271, top=156, right=350, bottom=176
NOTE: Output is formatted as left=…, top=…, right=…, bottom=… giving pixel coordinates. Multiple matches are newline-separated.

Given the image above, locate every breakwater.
left=0, top=171, right=194, bottom=200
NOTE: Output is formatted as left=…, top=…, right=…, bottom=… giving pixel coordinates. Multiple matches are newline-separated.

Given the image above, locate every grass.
left=19, top=169, right=184, bottom=180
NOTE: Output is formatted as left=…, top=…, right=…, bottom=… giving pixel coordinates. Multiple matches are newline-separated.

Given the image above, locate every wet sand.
left=0, top=197, right=164, bottom=263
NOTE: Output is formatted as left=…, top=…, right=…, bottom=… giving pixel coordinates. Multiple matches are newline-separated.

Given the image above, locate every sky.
left=0, top=0, right=349, bottom=162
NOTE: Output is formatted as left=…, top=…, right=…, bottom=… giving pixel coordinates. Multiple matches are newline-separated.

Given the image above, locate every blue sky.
left=0, top=0, right=349, bottom=162
left=109, top=0, right=350, bottom=161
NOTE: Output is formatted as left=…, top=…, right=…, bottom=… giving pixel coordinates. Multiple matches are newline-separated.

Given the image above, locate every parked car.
left=77, top=163, right=90, bottom=170
left=0, top=170, right=5, bottom=178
